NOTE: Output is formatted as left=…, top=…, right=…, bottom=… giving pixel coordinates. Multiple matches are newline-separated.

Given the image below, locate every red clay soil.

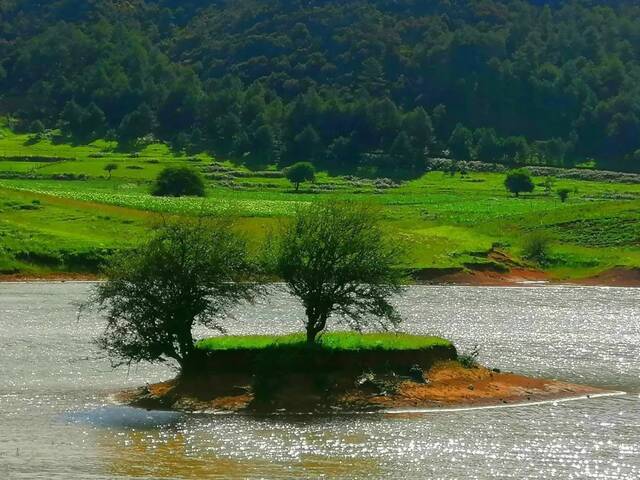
left=117, top=361, right=608, bottom=414
left=416, top=266, right=640, bottom=287
left=0, top=272, right=100, bottom=282
left=421, top=268, right=551, bottom=286
left=571, top=267, right=640, bottom=287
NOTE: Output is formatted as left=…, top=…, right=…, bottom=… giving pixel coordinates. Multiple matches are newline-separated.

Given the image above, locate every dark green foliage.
left=3, top=1, right=640, bottom=171
left=268, top=202, right=407, bottom=344
left=505, top=169, right=535, bottom=197
left=449, top=124, right=474, bottom=161
left=103, top=162, right=118, bottom=179
left=152, top=167, right=205, bottom=197
left=458, top=345, right=480, bottom=369
left=91, top=219, right=258, bottom=370
left=117, top=104, right=156, bottom=147
left=557, top=188, right=571, bottom=203
left=522, top=233, right=551, bottom=265
left=30, top=120, right=45, bottom=133
left=284, top=162, right=315, bottom=191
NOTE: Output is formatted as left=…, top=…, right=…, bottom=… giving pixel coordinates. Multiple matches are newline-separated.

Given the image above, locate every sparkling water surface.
left=1, top=283, right=639, bottom=479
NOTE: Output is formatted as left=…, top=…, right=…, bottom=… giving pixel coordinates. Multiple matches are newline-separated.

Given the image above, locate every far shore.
left=3, top=266, right=639, bottom=287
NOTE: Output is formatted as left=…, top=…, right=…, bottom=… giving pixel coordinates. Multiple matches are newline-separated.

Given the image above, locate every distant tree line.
left=2, top=0, right=640, bottom=172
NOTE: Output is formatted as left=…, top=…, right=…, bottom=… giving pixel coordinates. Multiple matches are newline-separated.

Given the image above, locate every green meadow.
left=1, top=122, right=639, bottom=279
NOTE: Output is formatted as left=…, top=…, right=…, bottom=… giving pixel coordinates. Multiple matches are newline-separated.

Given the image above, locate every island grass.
left=196, top=332, right=452, bottom=352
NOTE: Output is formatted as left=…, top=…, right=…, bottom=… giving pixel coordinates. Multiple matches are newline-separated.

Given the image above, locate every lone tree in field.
left=557, top=188, right=571, bottom=203
left=104, top=163, right=118, bottom=179
left=284, top=162, right=315, bottom=191
left=270, top=202, right=406, bottom=344
left=152, top=166, right=205, bottom=197
left=504, top=168, right=535, bottom=197
left=91, top=219, right=258, bottom=371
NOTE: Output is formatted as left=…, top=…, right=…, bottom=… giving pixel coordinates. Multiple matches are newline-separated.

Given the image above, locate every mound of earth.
left=117, top=361, right=608, bottom=414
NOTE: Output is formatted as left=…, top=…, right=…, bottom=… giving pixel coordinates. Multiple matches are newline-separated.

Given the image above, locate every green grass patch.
left=1, top=125, right=639, bottom=278
left=196, top=332, right=452, bottom=352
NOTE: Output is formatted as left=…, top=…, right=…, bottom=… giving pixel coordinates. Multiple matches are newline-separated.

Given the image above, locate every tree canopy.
left=91, top=219, right=258, bottom=371
left=152, top=167, right=206, bottom=197
left=2, top=1, right=640, bottom=172
left=505, top=169, right=535, bottom=197
left=269, top=202, right=407, bottom=344
left=284, top=162, right=316, bottom=191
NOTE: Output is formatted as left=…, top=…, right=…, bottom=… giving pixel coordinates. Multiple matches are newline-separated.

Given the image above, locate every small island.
left=118, top=332, right=606, bottom=413
left=83, top=203, right=607, bottom=415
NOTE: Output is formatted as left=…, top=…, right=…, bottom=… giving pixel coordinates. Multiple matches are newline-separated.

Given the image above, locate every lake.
left=1, top=282, right=639, bottom=479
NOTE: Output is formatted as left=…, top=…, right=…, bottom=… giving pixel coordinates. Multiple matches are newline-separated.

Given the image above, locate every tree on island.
left=91, top=219, right=258, bottom=371
left=284, top=162, right=315, bottom=191
left=104, top=163, right=118, bottom=179
left=269, top=202, right=407, bottom=344
left=152, top=166, right=205, bottom=197
left=504, top=169, right=535, bottom=197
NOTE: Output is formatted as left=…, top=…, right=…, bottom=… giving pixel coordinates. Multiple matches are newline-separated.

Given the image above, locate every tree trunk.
left=295, top=182, right=300, bottom=191
left=305, top=312, right=327, bottom=344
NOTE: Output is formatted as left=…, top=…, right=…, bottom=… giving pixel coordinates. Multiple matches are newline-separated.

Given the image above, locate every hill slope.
left=1, top=0, right=640, bottom=172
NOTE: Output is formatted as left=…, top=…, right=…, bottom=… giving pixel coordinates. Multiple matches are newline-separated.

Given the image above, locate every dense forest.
left=1, top=0, right=640, bottom=173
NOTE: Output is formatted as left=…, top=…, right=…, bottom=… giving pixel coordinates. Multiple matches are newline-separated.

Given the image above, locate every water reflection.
left=98, top=423, right=382, bottom=479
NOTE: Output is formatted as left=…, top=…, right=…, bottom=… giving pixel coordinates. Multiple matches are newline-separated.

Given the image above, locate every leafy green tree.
left=475, top=128, right=502, bottom=161
left=290, top=125, right=322, bottom=162
left=449, top=124, right=474, bottom=161
left=152, top=167, right=205, bottom=197
left=85, top=103, right=107, bottom=139
left=252, top=124, right=276, bottom=162
left=104, top=162, right=118, bottom=179
left=269, top=202, right=406, bottom=344
left=92, top=219, right=258, bottom=371
left=390, top=131, right=415, bottom=169
left=505, top=169, right=535, bottom=197
left=402, top=107, right=434, bottom=151
left=557, top=188, right=571, bottom=203
left=60, top=100, right=87, bottom=138
left=501, top=136, right=529, bottom=164
left=326, top=136, right=357, bottom=168
left=117, top=103, right=156, bottom=147
left=284, top=161, right=315, bottom=191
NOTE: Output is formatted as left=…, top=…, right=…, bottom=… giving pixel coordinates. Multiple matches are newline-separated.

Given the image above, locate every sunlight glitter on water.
left=1, top=283, right=639, bottom=479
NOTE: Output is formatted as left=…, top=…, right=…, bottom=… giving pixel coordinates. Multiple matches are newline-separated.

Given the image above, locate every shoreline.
left=117, top=361, right=612, bottom=414
left=3, top=266, right=639, bottom=287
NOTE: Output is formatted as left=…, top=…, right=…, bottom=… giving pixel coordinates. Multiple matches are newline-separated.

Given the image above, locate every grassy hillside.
left=1, top=124, right=639, bottom=279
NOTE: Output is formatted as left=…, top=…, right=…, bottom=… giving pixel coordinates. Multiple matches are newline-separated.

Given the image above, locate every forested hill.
left=1, top=0, right=640, bottom=173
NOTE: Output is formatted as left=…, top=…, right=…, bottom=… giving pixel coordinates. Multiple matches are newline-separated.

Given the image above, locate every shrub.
left=504, top=168, right=535, bottom=197
left=557, top=188, right=571, bottom=202
left=284, top=162, right=315, bottom=191
left=152, top=167, right=205, bottom=197
left=458, top=345, right=480, bottom=369
left=522, top=232, right=551, bottom=264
